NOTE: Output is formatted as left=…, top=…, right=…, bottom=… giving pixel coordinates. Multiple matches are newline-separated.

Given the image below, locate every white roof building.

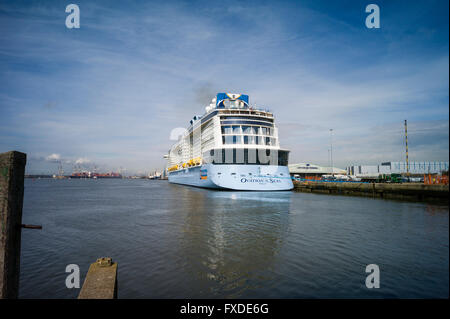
left=346, top=161, right=449, bottom=177
left=288, top=163, right=346, bottom=175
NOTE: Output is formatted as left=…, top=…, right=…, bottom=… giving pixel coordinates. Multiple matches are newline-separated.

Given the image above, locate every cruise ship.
left=165, top=93, right=293, bottom=191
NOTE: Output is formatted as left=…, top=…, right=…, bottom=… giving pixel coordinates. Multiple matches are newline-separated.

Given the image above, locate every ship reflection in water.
left=170, top=186, right=292, bottom=298
left=19, top=179, right=449, bottom=298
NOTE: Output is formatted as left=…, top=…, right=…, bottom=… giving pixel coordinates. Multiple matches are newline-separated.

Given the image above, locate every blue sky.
left=0, top=0, right=448, bottom=174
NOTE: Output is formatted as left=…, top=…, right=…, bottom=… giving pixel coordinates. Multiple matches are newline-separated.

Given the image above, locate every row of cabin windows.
left=205, top=149, right=289, bottom=166
left=222, top=125, right=273, bottom=136
left=222, top=135, right=276, bottom=146
left=220, top=116, right=274, bottom=123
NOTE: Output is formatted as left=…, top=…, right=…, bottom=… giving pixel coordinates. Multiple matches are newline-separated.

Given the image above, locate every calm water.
left=19, top=179, right=448, bottom=298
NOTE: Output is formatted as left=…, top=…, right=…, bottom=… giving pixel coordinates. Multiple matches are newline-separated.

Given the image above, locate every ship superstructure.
left=165, top=93, right=293, bottom=190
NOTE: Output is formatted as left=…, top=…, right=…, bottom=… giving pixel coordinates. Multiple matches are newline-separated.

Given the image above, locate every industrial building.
left=288, top=163, right=346, bottom=178
left=346, top=161, right=449, bottom=177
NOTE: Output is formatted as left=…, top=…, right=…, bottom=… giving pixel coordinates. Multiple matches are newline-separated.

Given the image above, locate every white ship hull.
left=168, top=164, right=293, bottom=191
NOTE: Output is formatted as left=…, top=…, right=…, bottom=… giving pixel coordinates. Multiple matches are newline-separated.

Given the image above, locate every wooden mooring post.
left=0, top=151, right=27, bottom=299
left=78, top=257, right=118, bottom=299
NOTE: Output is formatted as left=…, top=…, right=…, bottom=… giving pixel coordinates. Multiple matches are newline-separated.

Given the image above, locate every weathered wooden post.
left=0, top=151, right=26, bottom=299
left=78, top=257, right=118, bottom=299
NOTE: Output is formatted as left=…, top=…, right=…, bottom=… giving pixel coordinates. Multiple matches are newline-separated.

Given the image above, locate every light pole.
left=330, top=129, right=334, bottom=176
left=327, top=148, right=330, bottom=170
left=404, top=120, right=409, bottom=177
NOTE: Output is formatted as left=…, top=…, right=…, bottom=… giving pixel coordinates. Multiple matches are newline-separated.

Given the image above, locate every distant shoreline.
left=25, top=175, right=53, bottom=178
left=25, top=175, right=167, bottom=180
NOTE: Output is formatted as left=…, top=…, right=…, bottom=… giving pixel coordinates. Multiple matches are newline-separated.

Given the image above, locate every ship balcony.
left=218, top=108, right=273, bottom=117
left=221, top=135, right=277, bottom=147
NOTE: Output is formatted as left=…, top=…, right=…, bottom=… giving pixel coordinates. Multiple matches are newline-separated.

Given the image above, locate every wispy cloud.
left=45, top=153, right=61, bottom=162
